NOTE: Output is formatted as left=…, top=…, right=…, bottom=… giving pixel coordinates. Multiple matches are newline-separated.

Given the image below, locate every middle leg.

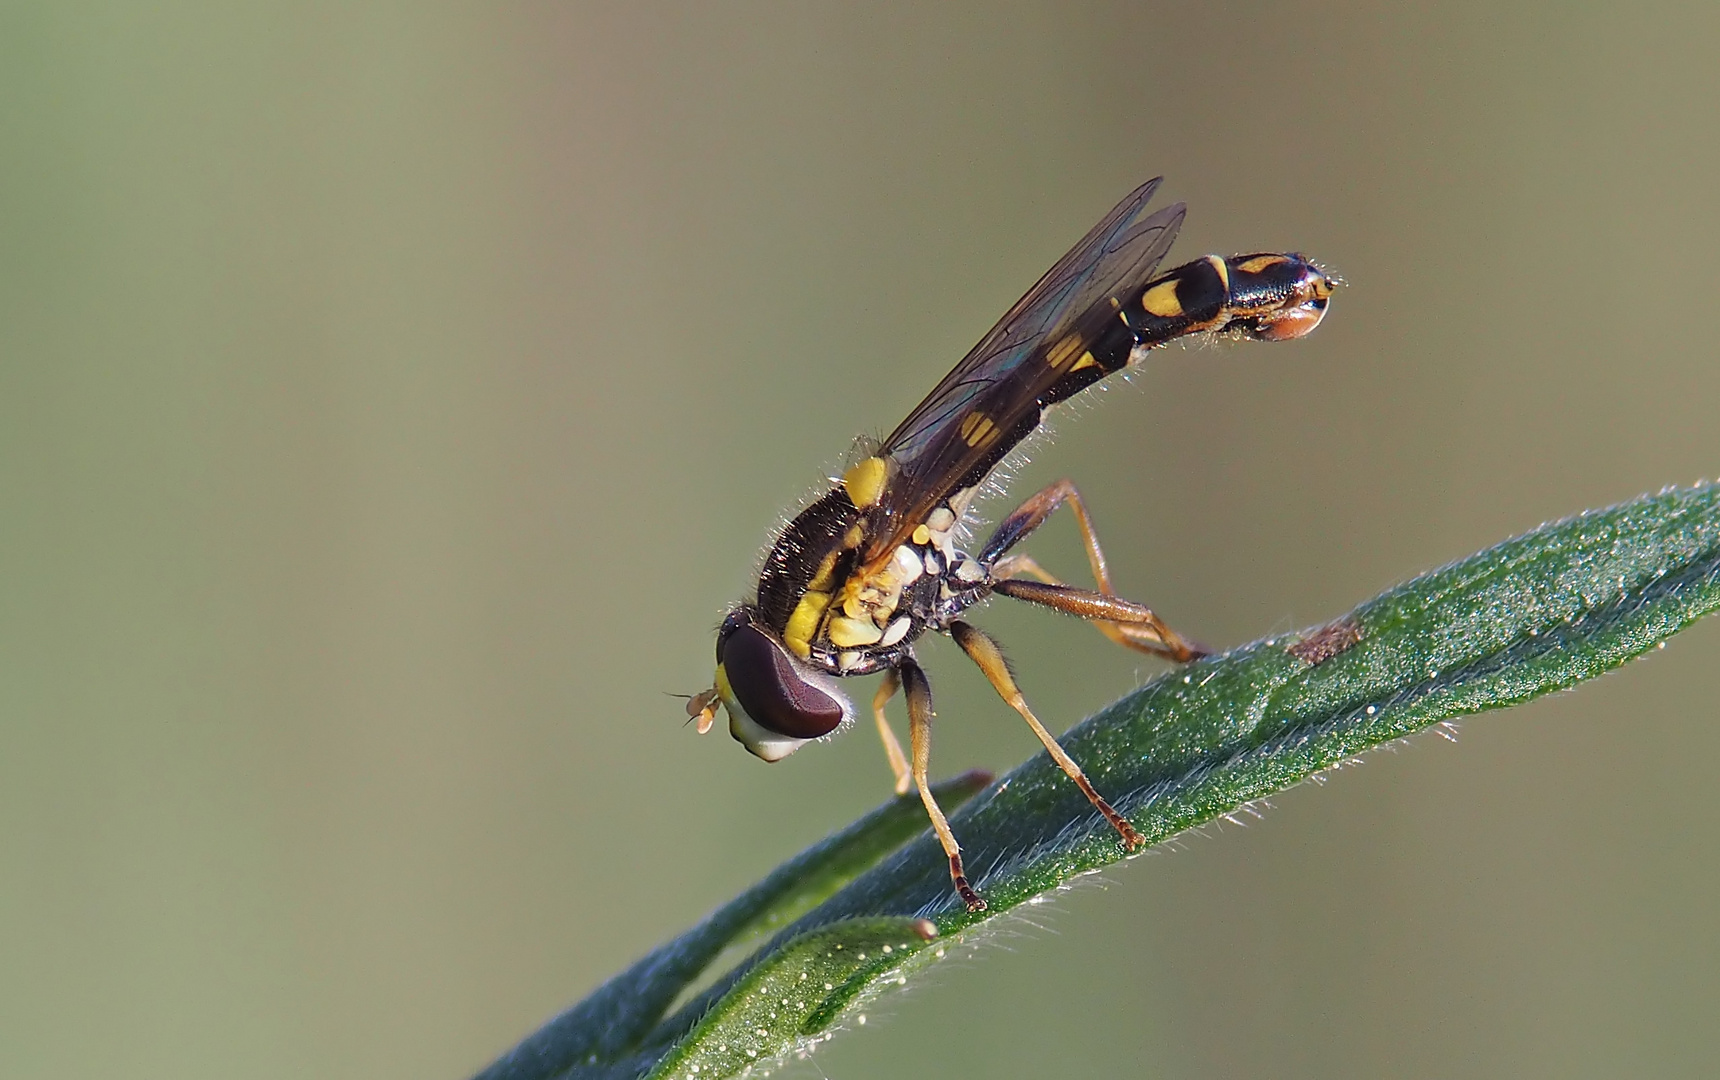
left=979, top=478, right=1203, bottom=662
left=950, top=620, right=1144, bottom=851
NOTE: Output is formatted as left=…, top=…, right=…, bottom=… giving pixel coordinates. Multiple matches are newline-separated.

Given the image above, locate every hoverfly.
left=689, top=178, right=1333, bottom=912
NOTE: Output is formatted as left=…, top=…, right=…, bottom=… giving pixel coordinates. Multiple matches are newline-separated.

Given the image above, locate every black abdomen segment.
left=1126, top=251, right=1327, bottom=344
left=946, top=252, right=1327, bottom=493
left=1038, top=251, right=1325, bottom=410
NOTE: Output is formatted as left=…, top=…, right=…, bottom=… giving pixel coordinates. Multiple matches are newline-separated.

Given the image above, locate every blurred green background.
left=4, top=3, right=1719, bottom=1078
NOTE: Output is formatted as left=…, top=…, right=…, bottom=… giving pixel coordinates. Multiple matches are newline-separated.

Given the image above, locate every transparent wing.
left=861, top=180, right=1185, bottom=561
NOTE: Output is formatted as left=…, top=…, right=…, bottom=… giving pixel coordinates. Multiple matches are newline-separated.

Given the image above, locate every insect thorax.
left=753, top=485, right=982, bottom=677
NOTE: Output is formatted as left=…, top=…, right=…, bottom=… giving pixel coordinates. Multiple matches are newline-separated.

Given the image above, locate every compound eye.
left=719, top=624, right=846, bottom=739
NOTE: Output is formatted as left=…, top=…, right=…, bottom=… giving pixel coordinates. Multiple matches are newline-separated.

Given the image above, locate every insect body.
left=689, top=178, right=1333, bottom=912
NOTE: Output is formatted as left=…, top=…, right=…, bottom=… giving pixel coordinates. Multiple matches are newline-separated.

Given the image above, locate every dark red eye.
left=719, top=624, right=845, bottom=738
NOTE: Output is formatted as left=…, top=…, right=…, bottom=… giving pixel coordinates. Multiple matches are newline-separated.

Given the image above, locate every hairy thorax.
left=754, top=464, right=987, bottom=678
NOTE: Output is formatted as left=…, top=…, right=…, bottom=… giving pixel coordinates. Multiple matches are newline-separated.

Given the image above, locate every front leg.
left=871, top=668, right=912, bottom=796
left=899, top=658, right=986, bottom=913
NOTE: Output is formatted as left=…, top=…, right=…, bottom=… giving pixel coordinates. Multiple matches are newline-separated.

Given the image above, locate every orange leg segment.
left=900, top=658, right=986, bottom=913
left=871, top=668, right=912, bottom=796
left=981, top=479, right=1205, bottom=662
left=950, top=620, right=1144, bottom=852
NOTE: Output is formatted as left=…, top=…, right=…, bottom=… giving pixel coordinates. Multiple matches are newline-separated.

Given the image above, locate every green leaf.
left=474, top=772, right=988, bottom=1080
left=475, top=483, right=1720, bottom=1080
left=644, top=917, right=944, bottom=1080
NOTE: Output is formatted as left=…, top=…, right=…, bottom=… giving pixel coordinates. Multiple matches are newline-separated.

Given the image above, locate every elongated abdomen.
left=1039, top=252, right=1334, bottom=410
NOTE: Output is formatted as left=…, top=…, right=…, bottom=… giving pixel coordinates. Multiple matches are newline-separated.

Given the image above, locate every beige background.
left=5, top=4, right=1719, bottom=1078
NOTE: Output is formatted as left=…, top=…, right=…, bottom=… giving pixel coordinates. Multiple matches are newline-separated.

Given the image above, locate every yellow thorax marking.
left=1238, top=253, right=1288, bottom=274
left=1070, top=350, right=1099, bottom=372
left=828, top=615, right=884, bottom=648
left=783, top=590, right=831, bottom=658
left=843, top=456, right=889, bottom=509
left=831, top=529, right=924, bottom=637
left=1141, top=278, right=1183, bottom=318
left=805, top=549, right=841, bottom=592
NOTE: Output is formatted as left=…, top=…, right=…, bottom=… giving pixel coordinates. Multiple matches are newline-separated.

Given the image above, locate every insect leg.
left=979, top=479, right=1110, bottom=581
left=980, top=479, right=1204, bottom=661
left=871, top=668, right=912, bottom=796
left=991, top=555, right=1202, bottom=661
left=899, top=658, right=985, bottom=913
left=991, top=576, right=1202, bottom=660
left=950, top=621, right=1144, bottom=851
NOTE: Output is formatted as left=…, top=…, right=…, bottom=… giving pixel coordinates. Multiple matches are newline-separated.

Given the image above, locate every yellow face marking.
left=912, top=524, right=931, bottom=545
left=1141, top=278, right=1183, bottom=318
left=1069, top=350, right=1099, bottom=372
left=1044, top=332, right=1084, bottom=370
left=1238, top=254, right=1288, bottom=274
left=957, top=411, right=998, bottom=448
left=782, top=590, right=830, bottom=658
left=843, top=456, right=889, bottom=509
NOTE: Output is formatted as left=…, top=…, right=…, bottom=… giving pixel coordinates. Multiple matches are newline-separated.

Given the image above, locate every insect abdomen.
left=1125, top=251, right=1331, bottom=344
